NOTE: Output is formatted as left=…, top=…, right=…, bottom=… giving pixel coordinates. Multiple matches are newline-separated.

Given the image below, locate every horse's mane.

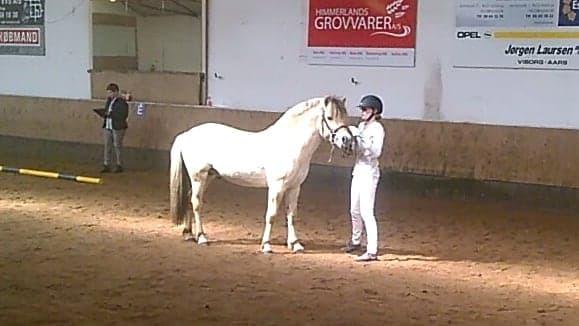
left=282, top=96, right=348, bottom=120
left=325, top=95, right=348, bottom=120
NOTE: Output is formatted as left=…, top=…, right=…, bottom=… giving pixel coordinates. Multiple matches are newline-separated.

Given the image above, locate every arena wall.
left=1, top=95, right=578, bottom=190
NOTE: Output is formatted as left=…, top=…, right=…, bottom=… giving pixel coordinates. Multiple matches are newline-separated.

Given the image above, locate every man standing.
left=101, top=83, right=128, bottom=173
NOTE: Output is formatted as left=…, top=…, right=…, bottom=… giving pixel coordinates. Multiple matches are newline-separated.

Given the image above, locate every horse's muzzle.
left=340, top=136, right=355, bottom=156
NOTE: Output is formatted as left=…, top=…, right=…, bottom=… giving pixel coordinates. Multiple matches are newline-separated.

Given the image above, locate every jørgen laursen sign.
left=454, top=0, right=579, bottom=70
left=306, top=0, right=418, bottom=67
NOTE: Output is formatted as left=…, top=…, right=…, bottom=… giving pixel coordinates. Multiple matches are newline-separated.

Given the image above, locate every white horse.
left=169, top=96, right=354, bottom=253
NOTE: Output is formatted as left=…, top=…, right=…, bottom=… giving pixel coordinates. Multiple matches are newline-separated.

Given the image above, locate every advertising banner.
left=0, top=0, right=45, bottom=56
left=454, top=0, right=579, bottom=70
left=306, top=0, right=418, bottom=67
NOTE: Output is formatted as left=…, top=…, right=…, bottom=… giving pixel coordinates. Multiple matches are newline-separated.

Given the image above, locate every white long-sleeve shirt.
left=352, top=120, right=385, bottom=177
left=105, top=97, right=117, bottom=130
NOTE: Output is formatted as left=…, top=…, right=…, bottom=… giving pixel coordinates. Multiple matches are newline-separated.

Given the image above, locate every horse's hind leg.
left=190, top=173, right=210, bottom=245
left=182, top=210, right=194, bottom=241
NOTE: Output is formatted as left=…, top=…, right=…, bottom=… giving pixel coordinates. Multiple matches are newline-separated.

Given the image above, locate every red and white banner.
left=306, top=0, right=418, bottom=67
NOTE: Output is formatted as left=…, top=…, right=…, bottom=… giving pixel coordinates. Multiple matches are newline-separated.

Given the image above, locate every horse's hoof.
left=183, top=234, right=195, bottom=241
left=291, top=242, right=305, bottom=254
left=197, top=234, right=209, bottom=246
left=261, top=243, right=273, bottom=254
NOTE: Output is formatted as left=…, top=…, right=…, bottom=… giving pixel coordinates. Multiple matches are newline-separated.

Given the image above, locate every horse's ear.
left=339, top=96, right=346, bottom=105
left=324, top=96, right=331, bottom=107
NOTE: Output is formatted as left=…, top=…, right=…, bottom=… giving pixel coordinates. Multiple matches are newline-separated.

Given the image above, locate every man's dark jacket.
left=102, top=97, right=129, bottom=130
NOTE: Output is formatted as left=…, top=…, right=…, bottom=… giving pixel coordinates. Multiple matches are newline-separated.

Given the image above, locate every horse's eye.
left=327, top=117, right=333, bottom=121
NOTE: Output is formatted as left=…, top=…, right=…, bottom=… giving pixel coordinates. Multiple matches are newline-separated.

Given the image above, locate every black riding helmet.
left=356, top=94, right=383, bottom=115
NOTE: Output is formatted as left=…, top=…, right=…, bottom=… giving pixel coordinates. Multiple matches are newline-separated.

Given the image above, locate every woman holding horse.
left=343, top=94, right=385, bottom=262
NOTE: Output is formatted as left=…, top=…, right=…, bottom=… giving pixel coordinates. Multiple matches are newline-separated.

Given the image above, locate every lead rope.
left=321, top=110, right=335, bottom=163
left=354, top=136, right=359, bottom=162
left=327, top=145, right=335, bottom=163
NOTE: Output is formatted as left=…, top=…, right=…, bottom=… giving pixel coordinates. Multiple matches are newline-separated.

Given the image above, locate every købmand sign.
left=0, top=28, right=40, bottom=45
left=0, top=0, right=45, bottom=56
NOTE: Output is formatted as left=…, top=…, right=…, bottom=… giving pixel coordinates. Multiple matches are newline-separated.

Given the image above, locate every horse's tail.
left=170, top=135, right=189, bottom=225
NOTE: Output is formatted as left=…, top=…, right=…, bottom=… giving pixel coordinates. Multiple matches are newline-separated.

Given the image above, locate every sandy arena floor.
left=1, top=162, right=578, bottom=325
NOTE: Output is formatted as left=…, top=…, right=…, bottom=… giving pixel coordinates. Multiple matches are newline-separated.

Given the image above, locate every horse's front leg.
left=285, top=186, right=304, bottom=253
left=261, top=183, right=284, bottom=254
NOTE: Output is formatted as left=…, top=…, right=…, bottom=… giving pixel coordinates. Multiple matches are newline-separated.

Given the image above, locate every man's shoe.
left=341, top=241, right=362, bottom=253
left=100, top=165, right=111, bottom=173
left=354, top=252, right=378, bottom=262
left=114, top=165, right=123, bottom=173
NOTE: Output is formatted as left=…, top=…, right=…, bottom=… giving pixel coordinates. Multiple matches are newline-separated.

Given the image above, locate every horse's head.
left=319, top=95, right=355, bottom=156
